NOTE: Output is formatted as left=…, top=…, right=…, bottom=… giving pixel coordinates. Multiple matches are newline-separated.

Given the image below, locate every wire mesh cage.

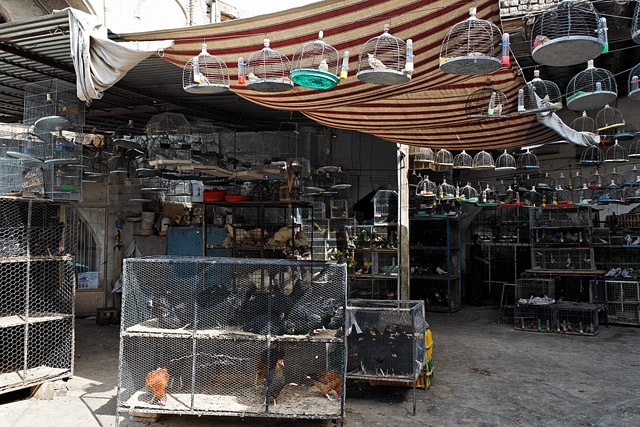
left=556, top=172, right=570, bottom=190
left=291, top=31, right=342, bottom=90
left=566, top=60, right=617, bottom=111
left=7, top=132, right=48, bottom=163
left=45, top=163, right=83, bottom=201
left=23, top=79, right=85, bottom=132
left=514, top=303, right=555, bottom=332
left=606, top=281, right=640, bottom=325
left=243, top=38, right=293, bottom=92
left=579, top=144, right=603, bottom=165
left=495, top=149, right=516, bottom=170
left=438, top=179, right=456, bottom=200
left=518, top=149, right=539, bottom=169
left=0, top=198, right=76, bottom=394
left=633, top=2, right=640, bottom=44
left=183, top=43, right=230, bottom=94
left=629, top=63, right=640, bottom=101
left=570, top=111, right=596, bottom=133
left=570, top=170, right=586, bottom=190
left=604, top=140, right=629, bottom=163
left=596, top=104, right=625, bottom=132
left=587, top=169, right=604, bottom=189
left=522, top=186, right=543, bottom=206
left=356, top=25, right=412, bottom=85
left=465, top=86, right=508, bottom=119
left=413, top=147, right=435, bottom=168
left=517, top=70, right=563, bottom=114
left=452, top=150, right=473, bottom=169
left=533, top=247, right=595, bottom=271
left=434, top=149, right=453, bottom=166
left=0, top=159, right=25, bottom=195
left=118, top=257, right=346, bottom=421
left=439, top=7, right=505, bottom=75
left=555, top=304, right=598, bottom=335
left=630, top=139, right=640, bottom=159
left=623, top=165, right=640, bottom=185
left=537, top=172, right=555, bottom=191
left=459, top=182, right=478, bottom=201
left=416, top=175, right=437, bottom=198
left=472, top=150, right=495, bottom=169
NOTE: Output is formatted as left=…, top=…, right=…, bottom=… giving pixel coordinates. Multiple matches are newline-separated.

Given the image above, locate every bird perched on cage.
left=146, top=367, right=170, bottom=405
left=318, top=59, right=329, bottom=73
left=308, top=371, right=341, bottom=401
left=367, top=53, right=387, bottom=70
left=263, top=359, right=286, bottom=405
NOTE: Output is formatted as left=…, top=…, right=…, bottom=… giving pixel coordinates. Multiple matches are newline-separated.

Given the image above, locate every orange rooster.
left=145, top=367, right=170, bottom=405
left=308, top=371, right=342, bottom=401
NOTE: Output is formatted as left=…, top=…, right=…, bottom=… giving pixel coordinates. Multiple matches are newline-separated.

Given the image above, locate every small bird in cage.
left=308, top=371, right=342, bottom=401
left=263, top=359, right=286, bottom=405
left=367, top=53, right=387, bottom=70
left=318, top=58, right=329, bottom=73
left=247, top=72, right=259, bottom=82
left=145, top=367, right=170, bottom=405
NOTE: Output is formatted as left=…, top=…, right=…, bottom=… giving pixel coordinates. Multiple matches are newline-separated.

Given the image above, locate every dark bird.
left=264, top=359, right=286, bottom=405
left=243, top=312, right=286, bottom=335
left=308, top=371, right=342, bottom=401
left=196, top=283, right=230, bottom=309
left=255, top=342, right=287, bottom=388
left=283, top=290, right=338, bottom=335
left=146, top=292, right=194, bottom=329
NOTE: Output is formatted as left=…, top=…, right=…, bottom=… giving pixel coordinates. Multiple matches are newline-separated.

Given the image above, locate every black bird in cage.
left=146, top=291, right=194, bottom=329
left=263, top=359, right=286, bottom=405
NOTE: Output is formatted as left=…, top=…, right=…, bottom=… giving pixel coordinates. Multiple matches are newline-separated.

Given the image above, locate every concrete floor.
left=1, top=306, right=639, bottom=427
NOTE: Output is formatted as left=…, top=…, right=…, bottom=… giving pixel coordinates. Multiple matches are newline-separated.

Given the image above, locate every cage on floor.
left=555, top=304, right=598, bottom=335
left=605, top=280, right=640, bottom=326
left=513, top=303, right=555, bottom=332
left=515, top=278, right=555, bottom=300
left=23, top=79, right=84, bottom=132
left=117, top=257, right=346, bottom=422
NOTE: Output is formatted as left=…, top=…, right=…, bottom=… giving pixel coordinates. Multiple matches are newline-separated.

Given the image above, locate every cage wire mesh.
left=438, top=179, right=456, bottom=200
left=555, top=304, right=598, bottom=335
left=579, top=144, right=604, bottom=165
left=556, top=172, right=570, bottom=190
left=606, top=281, right=640, bottom=325
left=452, top=150, right=473, bottom=169
left=117, top=256, right=346, bottom=420
left=518, top=149, right=539, bottom=169
left=495, top=149, right=516, bottom=170
left=291, top=31, right=341, bottom=90
left=183, top=43, right=230, bottom=94
left=530, top=0, right=607, bottom=67
left=439, top=7, right=504, bottom=75
left=23, top=79, right=85, bottom=133
left=629, top=63, right=640, bottom=100
left=587, top=169, right=604, bottom=189
left=570, top=170, right=586, bottom=190
left=570, top=111, right=596, bottom=133
left=465, top=86, right=507, bottom=119
left=629, top=139, right=640, bottom=158
left=472, top=150, right=495, bottom=169
left=356, top=25, right=412, bottom=85
left=566, top=61, right=617, bottom=111
left=434, top=149, right=453, bottom=166
left=413, top=147, right=435, bottom=168
left=459, top=182, right=478, bottom=201
left=517, top=70, right=563, bottom=114
left=514, top=303, right=555, bottom=332
left=604, top=140, right=629, bottom=163
left=596, top=105, right=625, bottom=132
left=416, top=175, right=437, bottom=198
left=0, top=198, right=76, bottom=394
left=622, top=165, right=640, bottom=185
left=633, top=2, right=640, bottom=44
left=537, top=172, right=555, bottom=191
left=244, top=38, right=294, bottom=92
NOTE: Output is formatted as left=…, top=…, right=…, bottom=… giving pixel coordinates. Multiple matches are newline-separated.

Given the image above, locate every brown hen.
left=145, top=367, right=170, bottom=405
left=309, top=370, right=342, bottom=401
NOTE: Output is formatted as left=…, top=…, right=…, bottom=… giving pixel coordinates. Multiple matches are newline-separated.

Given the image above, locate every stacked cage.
left=0, top=198, right=76, bottom=394
left=605, top=280, right=640, bottom=326
left=117, top=257, right=347, bottom=422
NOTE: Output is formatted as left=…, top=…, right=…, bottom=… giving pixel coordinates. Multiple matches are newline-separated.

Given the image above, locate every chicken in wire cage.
left=435, top=149, right=453, bottom=166
left=495, top=150, right=516, bottom=170
left=628, top=63, right=640, bottom=101
left=416, top=175, right=437, bottom=198
left=579, top=144, right=603, bottom=165
left=530, top=0, right=608, bottom=67
left=356, top=25, right=413, bottom=85
left=517, top=70, right=562, bottom=114
left=632, top=2, right=640, bottom=44
left=439, top=7, right=507, bottom=75
left=472, top=150, right=495, bottom=170
left=570, top=111, right=596, bottom=133
left=466, top=86, right=508, bottom=119
left=566, top=60, right=617, bottom=111
left=459, top=182, right=478, bottom=202
left=604, top=140, right=629, bottom=163
left=183, top=43, right=230, bottom=94
left=290, top=31, right=342, bottom=90
left=242, top=38, right=294, bottom=92
left=412, top=147, right=435, bottom=168
left=596, top=105, right=625, bottom=132
left=453, top=150, right=473, bottom=169
left=518, top=149, right=539, bottom=169
left=23, top=79, right=84, bottom=132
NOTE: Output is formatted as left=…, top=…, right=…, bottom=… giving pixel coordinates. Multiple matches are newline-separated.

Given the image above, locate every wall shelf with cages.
left=117, top=257, right=346, bottom=422
left=531, top=248, right=595, bottom=271
left=0, top=198, right=76, bottom=395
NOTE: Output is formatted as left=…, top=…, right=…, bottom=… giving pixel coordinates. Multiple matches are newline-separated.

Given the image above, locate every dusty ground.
left=1, top=305, right=639, bottom=427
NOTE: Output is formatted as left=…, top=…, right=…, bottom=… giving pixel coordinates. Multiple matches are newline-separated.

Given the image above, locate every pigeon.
left=367, top=53, right=387, bottom=70
left=625, top=234, right=632, bottom=245
left=633, top=236, right=640, bottom=245
left=435, top=266, right=447, bottom=275
left=318, top=59, right=329, bottom=73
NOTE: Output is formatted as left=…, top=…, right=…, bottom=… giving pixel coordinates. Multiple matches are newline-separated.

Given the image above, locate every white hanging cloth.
left=536, top=111, right=600, bottom=147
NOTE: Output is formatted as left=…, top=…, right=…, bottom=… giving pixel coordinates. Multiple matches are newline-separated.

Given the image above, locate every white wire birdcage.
left=453, top=150, right=473, bottom=169
left=480, top=183, right=495, bottom=203
left=556, top=172, right=570, bottom=190
left=530, top=0, right=607, bottom=67
left=439, top=7, right=506, bottom=75
left=472, top=150, right=495, bottom=169
left=566, top=60, right=617, bottom=111
left=537, top=172, right=556, bottom=191
left=587, top=169, right=604, bottom=189
left=579, top=144, right=603, bottom=165
left=518, top=149, right=539, bottom=169
left=517, top=70, right=563, bottom=114
left=628, top=138, right=640, bottom=158
left=23, top=79, right=85, bottom=132
left=146, top=112, right=194, bottom=136
left=604, top=140, right=629, bottom=163
left=628, top=63, right=640, bottom=101
left=356, top=25, right=413, bottom=85
left=459, top=181, right=478, bottom=201
left=571, top=170, right=586, bottom=190
left=438, top=179, right=456, bottom=200
left=570, top=111, right=596, bottom=133
left=291, top=31, right=342, bottom=89
left=632, top=2, right=640, bottom=44
left=466, top=86, right=508, bottom=119
left=435, top=149, right=453, bottom=166
left=495, top=149, right=516, bottom=170
left=413, top=147, right=435, bottom=168
left=183, top=43, right=230, bottom=94
left=523, top=186, right=543, bottom=206
left=416, top=175, right=437, bottom=198
left=605, top=167, right=623, bottom=187
left=596, top=105, right=625, bottom=132
left=244, top=38, right=294, bottom=92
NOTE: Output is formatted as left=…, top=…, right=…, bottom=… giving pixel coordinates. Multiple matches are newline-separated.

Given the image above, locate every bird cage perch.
left=628, top=63, right=640, bottom=101
left=183, top=43, right=230, bottom=94
left=472, top=150, right=495, bottom=170
left=291, top=31, right=342, bottom=90
left=356, top=25, right=413, bottom=85
left=495, top=150, right=516, bottom=170
left=566, top=61, right=617, bottom=111
left=453, top=150, right=473, bottom=169
left=466, top=86, right=507, bottom=119
left=244, top=38, right=294, bottom=92
left=517, top=70, right=563, bottom=114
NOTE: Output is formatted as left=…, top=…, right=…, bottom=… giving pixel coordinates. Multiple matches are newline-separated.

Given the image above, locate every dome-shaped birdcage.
left=183, top=43, right=230, bottom=94
left=517, top=70, right=563, bottom=114
left=605, top=167, right=623, bottom=187
left=495, top=149, right=517, bottom=170
left=439, top=7, right=507, bottom=75
left=472, top=150, right=495, bottom=169
left=291, top=31, right=342, bottom=90
left=480, top=183, right=495, bottom=203
left=604, top=140, right=629, bottom=162
left=416, top=175, right=437, bottom=198
left=459, top=181, right=479, bottom=201
left=413, top=147, right=435, bottom=167
left=587, top=169, right=604, bottom=189
left=570, top=111, right=596, bottom=133
left=571, top=171, right=586, bottom=190
left=523, top=186, right=543, bottom=206
left=494, top=179, right=507, bottom=196
left=537, top=172, right=556, bottom=191
left=622, top=165, right=639, bottom=186
left=632, top=2, right=640, bottom=44
left=556, top=172, right=570, bottom=189
left=438, top=179, right=456, bottom=199
left=435, top=149, right=454, bottom=166
left=530, top=0, right=608, bottom=67
left=244, top=38, right=294, bottom=92
left=628, top=63, right=640, bottom=101
left=555, top=186, right=571, bottom=203
left=466, top=86, right=508, bottom=119
left=566, top=60, right=617, bottom=111
left=356, top=25, right=413, bottom=85
left=579, top=144, right=604, bottom=165
left=453, top=150, right=473, bottom=169
left=630, top=139, right=640, bottom=158
left=146, top=112, right=194, bottom=136
left=596, top=104, right=625, bottom=132
left=504, top=185, right=518, bottom=203
left=518, top=149, right=539, bottom=169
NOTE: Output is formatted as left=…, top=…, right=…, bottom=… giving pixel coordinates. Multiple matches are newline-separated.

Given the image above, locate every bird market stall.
left=117, top=256, right=346, bottom=422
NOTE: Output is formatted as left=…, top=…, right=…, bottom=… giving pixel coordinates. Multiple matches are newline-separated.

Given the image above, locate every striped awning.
left=121, top=0, right=559, bottom=149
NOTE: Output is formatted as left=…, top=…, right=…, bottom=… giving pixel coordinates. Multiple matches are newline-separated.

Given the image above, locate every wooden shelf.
left=0, top=313, right=73, bottom=328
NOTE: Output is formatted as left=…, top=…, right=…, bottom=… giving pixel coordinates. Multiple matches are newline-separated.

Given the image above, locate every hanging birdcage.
left=571, top=171, right=586, bottom=191
left=183, top=43, right=230, bottom=94
left=146, top=112, right=194, bottom=136
left=459, top=182, right=478, bottom=202
left=519, top=174, right=538, bottom=191
left=453, top=150, right=473, bottom=169
left=623, top=165, right=640, bottom=186
left=523, top=186, right=543, bottom=206
left=23, top=79, right=85, bottom=132
left=356, top=25, right=413, bottom=85
left=587, top=169, right=604, bottom=189
left=466, top=86, right=508, bottom=119
left=605, top=167, right=623, bottom=187
left=579, top=144, right=603, bottom=165
left=632, top=2, right=640, bottom=44
left=435, top=149, right=454, bottom=166
left=604, top=140, right=629, bottom=163
left=472, top=150, right=495, bottom=169
left=244, top=38, right=294, bottom=92
left=495, top=149, right=516, bottom=170
left=517, top=70, right=563, bottom=114
left=537, top=172, right=556, bottom=191
left=518, top=149, right=539, bottom=169
left=596, top=105, right=625, bottom=132
left=570, top=111, right=596, bottom=133
left=556, top=172, right=570, bottom=190
left=7, top=132, right=48, bottom=162
left=629, top=139, right=640, bottom=158
left=439, top=7, right=507, bottom=75
left=438, top=179, right=456, bottom=200
left=413, top=147, right=435, bottom=168
left=416, top=175, right=437, bottom=198
left=599, top=178, right=623, bottom=203
left=566, top=60, right=617, bottom=111
left=628, top=63, right=640, bottom=101
left=494, top=179, right=507, bottom=196
left=291, top=31, right=342, bottom=89
left=331, top=166, right=352, bottom=190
